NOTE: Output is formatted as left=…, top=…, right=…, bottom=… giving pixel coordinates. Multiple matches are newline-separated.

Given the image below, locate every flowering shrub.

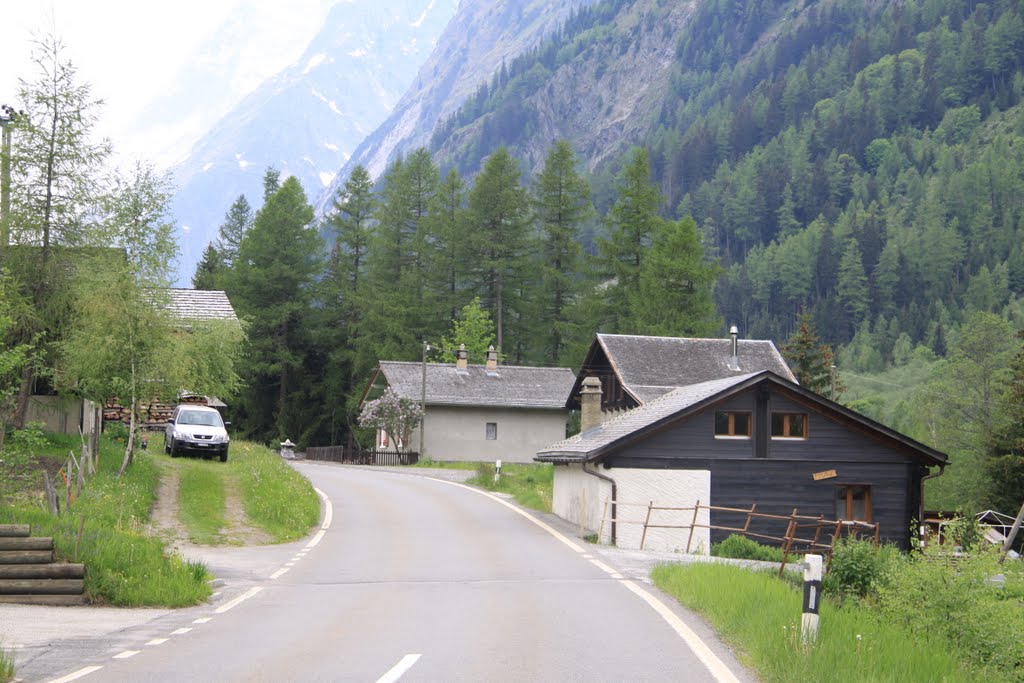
left=358, top=387, right=423, bottom=451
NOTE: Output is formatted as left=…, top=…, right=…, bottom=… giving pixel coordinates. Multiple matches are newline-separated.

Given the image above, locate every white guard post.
left=494, top=459, right=502, bottom=484
left=801, top=553, right=823, bottom=645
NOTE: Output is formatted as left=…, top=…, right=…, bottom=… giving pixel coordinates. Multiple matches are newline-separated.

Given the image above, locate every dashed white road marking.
left=192, top=617, right=211, bottom=624
left=429, top=476, right=741, bottom=683
left=214, top=586, right=263, bottom=614
left=146, top=638, right=169, bottom=646
left=170, top=627, right=192, bottom=636
left=270, top=567, right=290, bottom=580
left=46, top=665, right=103, bottom=682
left=315, top=487, right=333, bottom=529
left=376, top=653, right=422, bottom=683
left=112, top=651, right=139, bottom=659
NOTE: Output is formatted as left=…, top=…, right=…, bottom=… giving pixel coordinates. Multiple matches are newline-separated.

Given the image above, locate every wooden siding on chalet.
left=601, top=386, right=927, bottom=548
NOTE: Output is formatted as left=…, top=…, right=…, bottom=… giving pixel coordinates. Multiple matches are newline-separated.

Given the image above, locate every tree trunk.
left=13, top=365, right=34, bottom=429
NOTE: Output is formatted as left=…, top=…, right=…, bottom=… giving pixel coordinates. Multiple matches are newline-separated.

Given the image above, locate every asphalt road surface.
left=10, top=463, right=755, bottom=682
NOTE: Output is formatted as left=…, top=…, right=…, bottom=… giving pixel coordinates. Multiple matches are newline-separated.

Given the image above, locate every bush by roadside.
left=653, top=536, right=1024, bottom=681
left=466, top=462, right=553, bottom=512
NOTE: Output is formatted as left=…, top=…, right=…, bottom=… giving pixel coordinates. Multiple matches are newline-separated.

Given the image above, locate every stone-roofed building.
left=164, top=288, right=238, bottom=322
left=362, top=347, right=575, bottom=463
left=566, top=331, right=795, bottom=414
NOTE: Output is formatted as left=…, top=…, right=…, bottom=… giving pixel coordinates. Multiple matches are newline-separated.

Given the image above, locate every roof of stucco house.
left=366, top=360, right=576, bottom=410
left=538, top=370, right=947, bottom=467
left=567, top=332, right=796, bottom=407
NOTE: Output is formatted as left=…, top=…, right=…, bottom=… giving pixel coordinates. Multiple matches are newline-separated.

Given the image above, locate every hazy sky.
left=0, top=0, right=338, bottom=169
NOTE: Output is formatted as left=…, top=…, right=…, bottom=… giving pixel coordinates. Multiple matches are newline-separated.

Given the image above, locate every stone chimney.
left=486, top=345, right=498, bottom=372
left=456, top=344, right=468, bottom=372
left=580, top=376, right=603, bottom=432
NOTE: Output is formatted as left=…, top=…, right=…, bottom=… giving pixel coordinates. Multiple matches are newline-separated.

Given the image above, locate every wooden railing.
left=304, top=445, right=419, bottom=466
left=600, top=500, right=879, bottom=574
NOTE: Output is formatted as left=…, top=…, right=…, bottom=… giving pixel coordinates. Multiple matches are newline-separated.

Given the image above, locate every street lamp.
left=420, top=340, right=430, bottom=458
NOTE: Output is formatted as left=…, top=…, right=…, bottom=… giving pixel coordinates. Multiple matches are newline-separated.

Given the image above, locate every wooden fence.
left=600, top=500, right=879, bottom=574
left=304, top=445, right=419, bottom=466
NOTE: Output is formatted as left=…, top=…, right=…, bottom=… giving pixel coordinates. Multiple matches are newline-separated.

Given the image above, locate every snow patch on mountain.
left=303, top=53, right=329, bottom=74
left=319, top=171, right=336, bottom=187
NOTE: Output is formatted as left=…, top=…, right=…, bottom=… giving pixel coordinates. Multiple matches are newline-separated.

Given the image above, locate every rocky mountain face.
left=315, top=0, right=599, bottom=214
left=170, top=0, right=458, bottom=284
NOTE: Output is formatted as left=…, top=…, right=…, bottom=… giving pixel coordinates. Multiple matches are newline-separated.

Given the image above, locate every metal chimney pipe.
left=730, top=325, right=738, bottom=359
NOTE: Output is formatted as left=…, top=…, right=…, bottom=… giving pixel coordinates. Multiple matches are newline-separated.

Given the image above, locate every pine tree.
left=836, top=238, right=869, bottom=340
left=192, top=244, right=223, bottom=290
left=531, top=140, right=593, bottom=365
left=215, top=194, right=253, bottom=269
left=426, top=168, right=472, bottom=325
left=783, top=311, right=844, bottom=399
left=598, top=148, right=663, bottom=333
left=988, top=330, right=1024, bottom=514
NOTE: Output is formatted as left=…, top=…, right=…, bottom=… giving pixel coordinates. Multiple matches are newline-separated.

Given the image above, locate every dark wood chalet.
left=538, top=371, right=947, bottom=550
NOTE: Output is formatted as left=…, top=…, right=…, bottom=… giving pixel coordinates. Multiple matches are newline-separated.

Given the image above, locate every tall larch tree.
left=467, top=147, right=530, bottom=358
left=598, top=148, right=663, bottom=333
left=6, top=34, right=111, bottom=427
left=229, top=176, right=323, bottom=442
left=426, top=168, right=472, bottom=326
left=531, top=140, right=594, bottom=365
left=627, top=216, right=721, bottom=337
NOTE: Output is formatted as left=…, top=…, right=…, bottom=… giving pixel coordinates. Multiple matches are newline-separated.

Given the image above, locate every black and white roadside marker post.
left=801, top=554, right=823, bottom=645
left=494, top=459, right=502, bottom=484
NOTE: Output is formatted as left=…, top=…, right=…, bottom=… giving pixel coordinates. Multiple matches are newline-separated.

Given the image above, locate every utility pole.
left=420, top=340, right=429, bottom=458
left=0, top=104, right=19, bottom=248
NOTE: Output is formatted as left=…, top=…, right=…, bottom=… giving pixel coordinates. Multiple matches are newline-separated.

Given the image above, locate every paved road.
left=7, top=463, right=755, bottom=682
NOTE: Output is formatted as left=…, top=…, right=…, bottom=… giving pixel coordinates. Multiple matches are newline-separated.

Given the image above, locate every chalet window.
left=835, top=485, right=872, bottom=522
left=379, top=430, right=389, bottom=448
left=714, top=411, right=751, bottom=438
left=771, top=413, right=808, bottom=439
left=486, top=422, right=497, bottom=440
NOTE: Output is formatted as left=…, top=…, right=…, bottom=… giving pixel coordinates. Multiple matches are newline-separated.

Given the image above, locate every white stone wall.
left=415, top=406, right=568, bottom=463
left=552, top=464, right=612, bottom=536
left=552, top=464, right=711, bottom=554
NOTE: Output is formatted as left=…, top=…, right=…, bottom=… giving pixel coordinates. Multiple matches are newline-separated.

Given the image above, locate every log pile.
left=0, top=524, right=85, bottom=605
left=103, top=394, right=209, bottom=427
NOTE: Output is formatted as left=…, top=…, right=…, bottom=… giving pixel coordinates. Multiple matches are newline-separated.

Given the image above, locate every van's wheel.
left=169, top=439, right=181, bottom=458
left=219, top=447, right=228, bottom=463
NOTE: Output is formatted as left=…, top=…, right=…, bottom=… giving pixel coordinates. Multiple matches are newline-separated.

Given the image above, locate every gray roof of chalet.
left=165, top=289, right=238, bottom=322
left=537, top=371, right=947, bottom=467
left=540, top=373, right=759, bottom=461
left=595, top=333, right=795, bottom=404
left=375, top=361, right=575, bottom=409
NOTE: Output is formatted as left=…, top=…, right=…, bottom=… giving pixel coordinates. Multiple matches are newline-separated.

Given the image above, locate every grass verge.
left=650, top=562, right=1000, bottom=682
left=0, top=431, right=210, bottom=607
left=234, top=442, right=320, bottom=542
left=466, top=462, right=553, bottom=512
left=177, top=462, right=227, bottom=544
left=0, top=643, right=13, bottom=683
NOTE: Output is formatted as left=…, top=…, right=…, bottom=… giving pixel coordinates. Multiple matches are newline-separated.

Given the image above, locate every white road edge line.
left=429, top=477, right=741, bottom=683
left=214, top=586, right=264, bottom=614
left=588, top=558, right=617, bottom=574
left=620, top=579, right=740, bottom=683
left=112, top=651, right=139, bottom=659
left=46, top=665, right=103, bottom=683
left=376, top=653, right=422, bottom=683
left=315, top=486, right=333, bottom=530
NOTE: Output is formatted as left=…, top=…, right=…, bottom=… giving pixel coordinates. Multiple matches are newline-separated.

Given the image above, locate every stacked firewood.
left=103, top=395, right=209, bottom=426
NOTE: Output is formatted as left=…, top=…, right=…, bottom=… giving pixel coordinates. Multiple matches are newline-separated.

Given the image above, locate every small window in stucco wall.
left=486, top=422, right=497, bottom=440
